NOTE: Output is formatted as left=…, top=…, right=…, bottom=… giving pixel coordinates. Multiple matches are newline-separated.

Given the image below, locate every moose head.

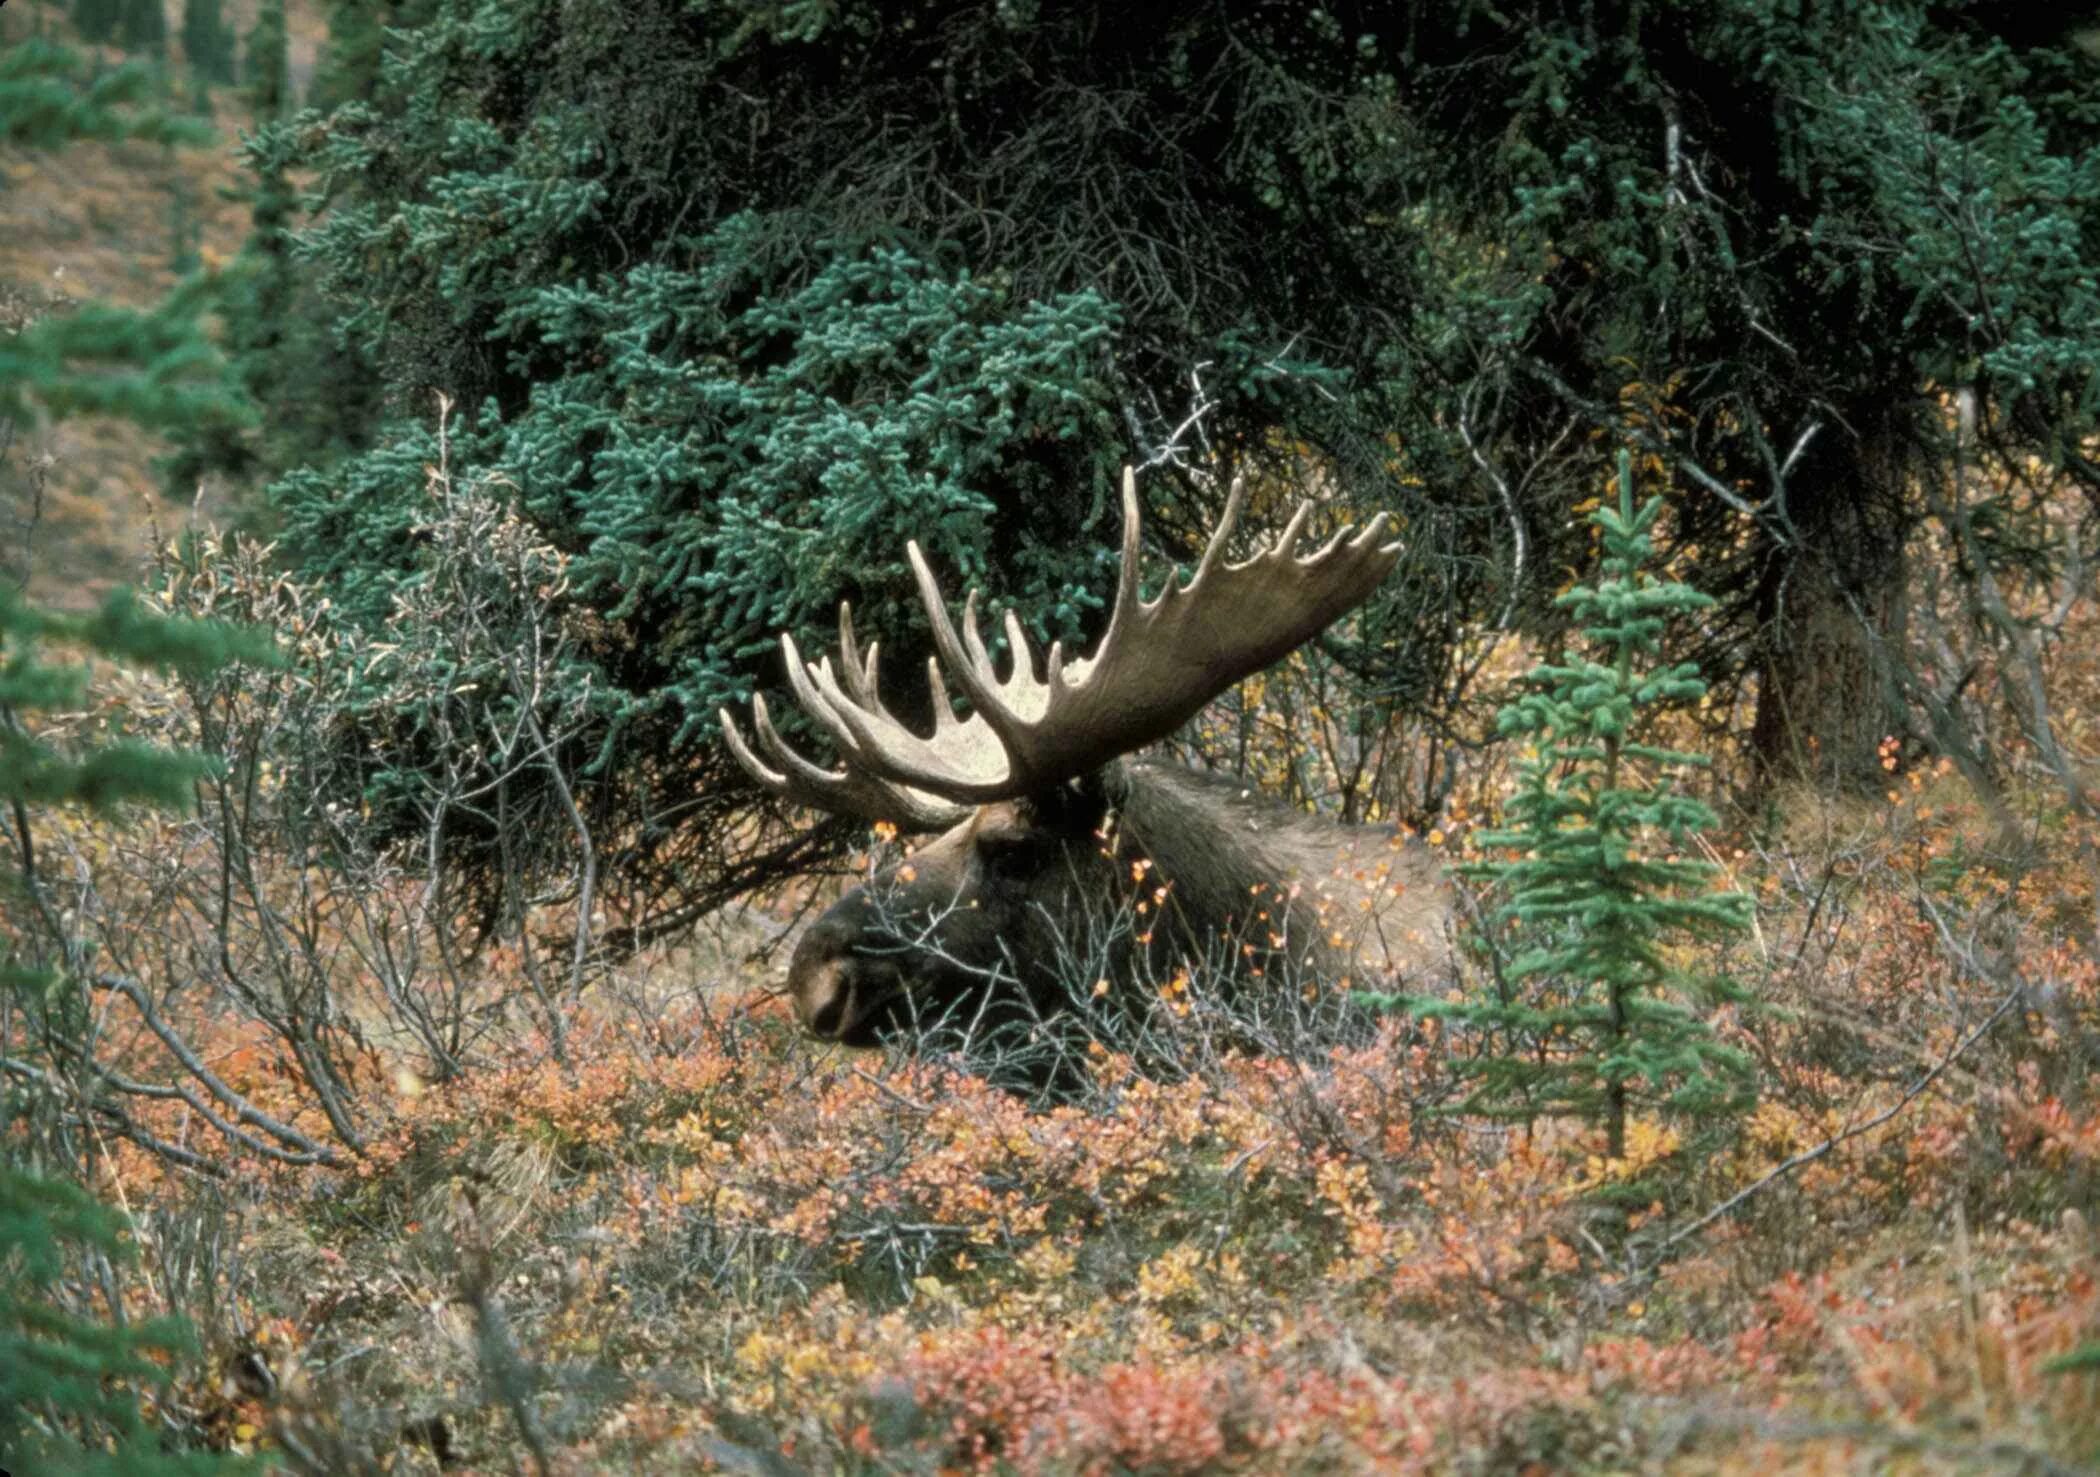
left=722, top=470, right=1449, bottom=1048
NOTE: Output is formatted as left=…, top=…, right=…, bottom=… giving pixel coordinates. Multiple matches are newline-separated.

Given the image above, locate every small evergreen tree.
left=1395, top=452, right=1754, bottom=1159
left=0, top=37, right=205, bottom=153
left=181, top=0, right=236, bottom=86
left=2, top=43, right=247, bottom=501
left=0, top=1165, right=249, bottom=1475
left=1, top=586, right=272, bottom=810
left=243, top=0, right=286, bottom=122
left=309, top=0, right=428, bottom=113
left=117, top=0, right=167, bottom=58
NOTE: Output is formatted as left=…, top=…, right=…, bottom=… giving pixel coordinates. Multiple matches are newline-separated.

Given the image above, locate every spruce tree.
left=1403, top=453, right=1754, bottom=1159
left=160, top=0, right=379, bottom=503
left=0, top=37, right=205, bottom=153
left=243, top=0, right=286, bottom=122
left=181, top=0, right=236, bottom=86
left=0, top=1165, right=249, bottom=1474
left=117, top=0, right=167, bottom=57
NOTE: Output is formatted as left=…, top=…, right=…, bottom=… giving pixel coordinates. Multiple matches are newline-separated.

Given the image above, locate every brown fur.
left=786, top=761, right=1451, bottom=1044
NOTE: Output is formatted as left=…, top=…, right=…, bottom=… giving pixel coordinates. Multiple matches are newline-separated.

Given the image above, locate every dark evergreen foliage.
left=1363, top=2, right=2100, bottom=782
left=161, top=0, right=383, bottom=506
left=73, top=0, right=123, bottom=47
left=242, top=0, right=287, bottom=120
left=0, top=1166, right=250, bottom=1475
left=116, top=0, right=167, bottom=56
left=260, top=0, right=1489, bottom=909
left=308, top=0, right=431, bottom=113
left=0, top=38, right=206, bottom=152
left=1, top=586, right=274, bottom=813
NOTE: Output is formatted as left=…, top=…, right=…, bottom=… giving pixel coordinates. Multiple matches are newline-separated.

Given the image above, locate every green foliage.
left=0, top=39, right=208, bottom=151
left=160, top=0, right=384, bottom=504
left=117, top=0, right=168, bottom=57
left=0, top=1165, right=247, bottom=1475
left=2, top=0, right=266, bottom=819
left=234, top=0, right=2100, bottom=905
left=1387, top=454, right=1754, bottom=1158
left=1, top=43, right=244, bottom=450
left=181, top=0, right=238, bottom=86
left=0, top=276, right=246, bottom=438
left=309, top=0, right=432, bottom=114
left=2047, top=1343, right=2100, bottom=1375
left=73, top=0, right=124, bottom=47
left=1380, top=1, right=2100, bottom=777
left=258, top=0, right=1480, bottom=900
left=243, top=0, right=287, bottom=123
left=280, top=227, right=1123, bottom=747
left=0, top=63, right=272, bottom=1469
left=0, top=585, right=276, bottom=814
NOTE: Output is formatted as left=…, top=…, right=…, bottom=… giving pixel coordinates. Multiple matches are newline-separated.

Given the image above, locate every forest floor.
left=39, top=736, right=2098, bottom=1474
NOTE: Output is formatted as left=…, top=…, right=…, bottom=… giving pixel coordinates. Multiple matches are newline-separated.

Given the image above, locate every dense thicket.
left=1382, top=3, right=2100, bottom=786
left=250, top=1, right=2098, bottom=916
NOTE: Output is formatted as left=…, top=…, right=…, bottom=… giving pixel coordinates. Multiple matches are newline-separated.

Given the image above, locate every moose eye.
left=975, top=831, right=1044, bottom=877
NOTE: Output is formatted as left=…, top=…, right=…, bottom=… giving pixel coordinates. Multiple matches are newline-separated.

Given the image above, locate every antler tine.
left=906, top=543, right=1003, bottom=732
left=835, top=602, right=880, bottom=705
left=748, top=692, right=838, bottom=789
left=716, top=634, right=971, bottom=831
left=720, top=701, right=788, bottom=789
left=961, top=590, right=995, bottom=677
left=1094, top=465, right=1150, bottom=647
left=780, top=633, right=858, bottom=754
left=1186, top=474, right=1247, bottom=586
left=1021, top=467, right=1405, bottom=782
left=1264, top=500, right=1315, bottom=571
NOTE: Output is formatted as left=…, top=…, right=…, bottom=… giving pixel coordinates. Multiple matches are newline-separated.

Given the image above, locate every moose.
left=722, top=469, right=1451, bottom=1049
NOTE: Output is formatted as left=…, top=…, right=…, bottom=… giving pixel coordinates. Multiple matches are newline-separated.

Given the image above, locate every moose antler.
left=720, top=603, right=975, bottom=830
left=721, top=467, right=1402, bottom=819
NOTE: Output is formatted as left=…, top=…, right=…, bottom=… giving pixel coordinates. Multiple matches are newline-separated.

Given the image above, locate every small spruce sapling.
left=1396, top=451, right=1754, bottom=1159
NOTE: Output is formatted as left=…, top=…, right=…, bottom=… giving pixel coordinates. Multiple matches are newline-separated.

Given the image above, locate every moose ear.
left=1019, top=766, right=1122, bottom=834
left=1050, top=768, right=1134, bottom=827
left=1074, top=761, right=1134, bottom=810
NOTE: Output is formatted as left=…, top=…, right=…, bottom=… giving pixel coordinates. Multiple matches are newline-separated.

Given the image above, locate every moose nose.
left=805, top=975, right=852, bottom=1038
left=788, top=917, right=869, bottom=1040
left=789, top=944, right=852, bottom=1038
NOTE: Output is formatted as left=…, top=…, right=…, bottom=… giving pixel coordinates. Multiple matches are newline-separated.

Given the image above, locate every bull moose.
left=722, top=469, right=1451, bottom=1050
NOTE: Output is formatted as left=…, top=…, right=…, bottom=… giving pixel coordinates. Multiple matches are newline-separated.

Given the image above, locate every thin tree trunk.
left=1751, top=403, right=1913, bottom=790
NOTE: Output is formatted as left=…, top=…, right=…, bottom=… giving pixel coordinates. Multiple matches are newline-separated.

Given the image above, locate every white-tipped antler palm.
left=721, top=466, right=1403, bottom=820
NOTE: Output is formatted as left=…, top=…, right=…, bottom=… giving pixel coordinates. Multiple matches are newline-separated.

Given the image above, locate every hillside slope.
left=1, top=0, right=327, bottom=609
